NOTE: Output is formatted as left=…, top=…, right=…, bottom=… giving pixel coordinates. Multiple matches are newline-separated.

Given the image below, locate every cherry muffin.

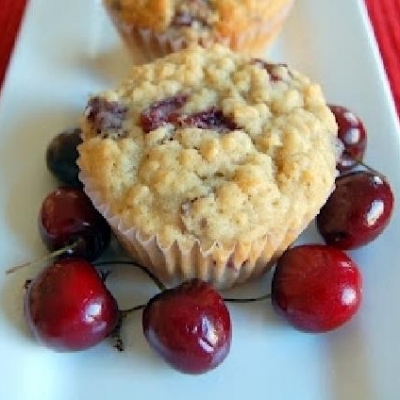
left=77, top=44, right=338, bottom=289
left=102, top=0, right=295, bottom=62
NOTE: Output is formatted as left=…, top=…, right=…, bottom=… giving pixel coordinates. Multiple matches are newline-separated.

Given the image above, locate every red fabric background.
left=0, top=0, right=398, bottom=119
left=0, top=0, right=27, bottom=90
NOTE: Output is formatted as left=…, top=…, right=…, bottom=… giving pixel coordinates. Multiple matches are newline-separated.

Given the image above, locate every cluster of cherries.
left=6, top=104, right=394, bottom=375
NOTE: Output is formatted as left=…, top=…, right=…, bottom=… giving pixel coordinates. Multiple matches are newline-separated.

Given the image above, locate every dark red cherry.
left=39, top=187, right=111, bottom=261
left=317, top=170, right=394, bottom=250
left=171, top=107, right=237, bottom=133
left=329, top=105, right=367, bottom=172
left=271, top=244, right=362, bottom=333
left=24, top=258, right=119, bottom=351
left=142, top=279, right=232, bottom=374
left=140, top=95, right=187, bottom=133
left=85, top=97, right=128, bottom=137
left=46, top=128, right=83, bottom=187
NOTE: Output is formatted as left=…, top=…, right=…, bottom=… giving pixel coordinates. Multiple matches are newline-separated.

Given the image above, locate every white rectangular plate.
left=1, top=0, right=400, bottom=399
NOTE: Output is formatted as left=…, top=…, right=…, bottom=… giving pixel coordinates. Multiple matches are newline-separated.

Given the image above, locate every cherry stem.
left=95, top=260, right=166, bottom=292
left=356, top=158, right=386, bottom=178
left=224, top=293, right=271, bottom=303
left=110, top=304, right=147, bottom=351
left=5, top=243, right=77, bottom=275
left=119, top=303, right=146, bottom=317
left=343, top=153, right=387, bottom=179
left=99, top=269, right=112, bottom=283
left=110, top=313, right=125, bottom=351
left=98, top=260, right=272, bottom=305
left=118, top=294, right=273, bottom=316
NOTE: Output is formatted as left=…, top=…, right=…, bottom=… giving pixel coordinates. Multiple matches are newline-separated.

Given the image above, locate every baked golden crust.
left=104, top=0, right=292, bottom=31
left=106, top=0, right=173, bottom=31
left=214, top=0, right=290, bottom=37
left=78, top=45, right=338, bottom=287
left=79, top=44, right=337, bottom=248
left=103, top=0, right=295, bottom=56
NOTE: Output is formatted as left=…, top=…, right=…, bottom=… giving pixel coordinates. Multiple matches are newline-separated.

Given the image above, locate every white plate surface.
left=1, top=0, right=400, bottom=399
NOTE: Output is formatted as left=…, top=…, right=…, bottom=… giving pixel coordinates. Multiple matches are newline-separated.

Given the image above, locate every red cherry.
left=46, top=128, right=83, bottom=187
left=39, top=187, right=111, bottom=261
left=142, top=279, right=232, bottom=374
left=317, top=170, right=394, bottom=250
left=170, top=107, right=237, bottom=133
left=85, top=97, right=128, bottom=138
left=140, top=95, right=187, bottom=133
left=24, top=258, right=119, bottom=351
left=271, top=244, right=362, bottom=333
left=329, top=105, right=367, bottom=172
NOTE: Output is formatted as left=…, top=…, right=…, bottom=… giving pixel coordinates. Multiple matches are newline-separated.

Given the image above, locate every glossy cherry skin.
left=329, top=105, right=367, bottom=172
left=39, top=187, right=111, bottom=261
left=142, top=279, right=232, bottom=374
left=317, top=171, right=394, bottom=250
left=46, top=128, right=83, bottom=187
left=24, top=258, right=119, bottom=351
left=271, top=244, right=362, bottom=333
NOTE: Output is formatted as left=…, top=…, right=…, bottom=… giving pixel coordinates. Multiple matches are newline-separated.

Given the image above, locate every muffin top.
left=78, top=44, right=338, bottom=251
left=104, top=0, right=292, bottom=37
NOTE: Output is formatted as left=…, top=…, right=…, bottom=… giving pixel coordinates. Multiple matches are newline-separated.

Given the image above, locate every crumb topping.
left=78, top=45, right=338, bottom=251
left=104, top=0, right=294, bottom=41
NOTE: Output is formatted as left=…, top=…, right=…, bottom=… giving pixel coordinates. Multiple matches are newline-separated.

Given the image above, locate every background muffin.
left=103, top=0, right=295, bottom=62
left=77, top=44, right=338, bottom=289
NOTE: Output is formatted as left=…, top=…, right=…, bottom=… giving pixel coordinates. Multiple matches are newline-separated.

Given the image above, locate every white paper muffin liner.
left=103, top=0, right=295, bottom=62
left=79, top=169, right=310, bottom=289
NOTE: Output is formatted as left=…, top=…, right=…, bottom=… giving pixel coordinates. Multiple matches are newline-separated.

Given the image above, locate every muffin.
left=77, top=44, right=338, bottom=289
left=103, top=0, right=295, bottom=62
